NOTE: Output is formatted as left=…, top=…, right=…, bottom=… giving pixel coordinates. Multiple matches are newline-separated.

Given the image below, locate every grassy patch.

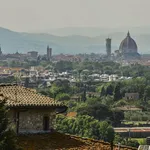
left=131, top=138, right=146, bottom=145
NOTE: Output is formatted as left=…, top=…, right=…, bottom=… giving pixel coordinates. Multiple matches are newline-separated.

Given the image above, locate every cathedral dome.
left=119, top=32, right=138, bottom=53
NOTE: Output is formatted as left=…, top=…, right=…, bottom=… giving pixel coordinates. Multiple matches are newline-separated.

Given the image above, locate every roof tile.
left=0, top=84, right=65, bottom=108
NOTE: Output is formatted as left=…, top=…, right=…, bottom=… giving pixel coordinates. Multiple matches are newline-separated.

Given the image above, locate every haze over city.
left=1, top=1, right=150, bottom=150
left=0, top=0, right=149, bottom=32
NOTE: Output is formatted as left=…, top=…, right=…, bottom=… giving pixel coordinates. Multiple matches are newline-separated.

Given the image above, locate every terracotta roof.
left=0, top=84, right=65, bottom=108
left=67, top=112, right=77, bottom=117
left=18, top=132, right=137, bottom=150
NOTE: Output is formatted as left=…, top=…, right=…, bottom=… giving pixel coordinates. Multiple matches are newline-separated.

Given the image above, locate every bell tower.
left=0, top=45, right=2, bottom=56
left=47, top=45, right=52, bottom=61
left=106, top=38, right=111, bottom=58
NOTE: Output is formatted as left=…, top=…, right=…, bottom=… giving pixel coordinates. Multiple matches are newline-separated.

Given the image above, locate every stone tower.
left=47, top=45, right=52, bottom=61
left=0, top=45, right=2, bottom=56
left=106, top=38, right=111, bottom=58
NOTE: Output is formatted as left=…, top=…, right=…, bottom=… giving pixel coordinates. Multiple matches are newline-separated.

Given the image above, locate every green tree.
left=143, top=86, right=150, bottom=102
left=0, top=100, right=19, bottom=150
left=106, top=84, right=113, bottom=96
left=99, top=121, right=115, bottom=150
left=114, top=83, right=122, bottom=101
left=100, top=86, right=106, bottom=97
left=56, top=115, right=115, bottom=142
left=114, top=134, right=139, bottom=148
left=56, top=93, right=70, bottom=101
left=81, top=85, right=87, bottom=102
left=111, top=110, right=124, bottom=127
left=55, top=61, right=73, bottom=72
left=50, top=84, right=62, bottom=99
left=77, top=98, right=112, bottom=121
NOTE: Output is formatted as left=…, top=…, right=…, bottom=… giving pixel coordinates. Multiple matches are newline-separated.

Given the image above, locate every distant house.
left=124, top=93, right=139, bottom=100
left=0, top=84, right=67, bottom=134
left=27, top=51, right=38, bottom=58
left=109, top=74, right=118, bottom=81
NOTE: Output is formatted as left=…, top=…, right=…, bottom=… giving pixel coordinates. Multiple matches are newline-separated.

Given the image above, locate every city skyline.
left=0, top=0, right=149, bottom=32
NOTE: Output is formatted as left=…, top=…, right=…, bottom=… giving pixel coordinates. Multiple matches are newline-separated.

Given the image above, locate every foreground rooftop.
left=0, top=84, right=66, bottom=108
left=18, top=132, right=137, bottom=150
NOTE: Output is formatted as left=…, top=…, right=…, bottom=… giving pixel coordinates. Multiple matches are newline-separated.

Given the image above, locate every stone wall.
left=9, top=108, right=56, bottom=134
left=125, top=93, right=139, bottom=100
left=8, top=109, right=17, bottom=131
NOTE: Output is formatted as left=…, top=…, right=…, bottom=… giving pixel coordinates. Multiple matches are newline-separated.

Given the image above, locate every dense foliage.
left=2, top=59, right=150, bottom=148
left=0, top=100, right=19, bottom=150
left=56, top=115, right=115, bottom=143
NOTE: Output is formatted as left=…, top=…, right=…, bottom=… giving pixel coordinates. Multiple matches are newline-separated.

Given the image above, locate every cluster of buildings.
left=0, top=64, right=133, bottom=89
left=0, top=45, right=85, bottom=63
left=0, top=31, right=149, bottom=89
left=0, top=45, right=53, bottom=62
left=88, top=73, right=132, bottom=82
left=24, top=68, right=133, bottom=88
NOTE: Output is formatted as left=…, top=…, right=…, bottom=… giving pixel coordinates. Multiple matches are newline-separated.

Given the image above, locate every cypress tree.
left=114, top=83, right=122, bottom=101
left=106, top=84, right=113, bottom=96
left=100, top=86, right=106, bottom=97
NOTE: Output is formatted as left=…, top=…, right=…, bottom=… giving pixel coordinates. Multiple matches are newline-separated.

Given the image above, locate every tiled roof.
left=18, top=132, right=137, bottom=150
left=0, top=84, right=65, bottom=108
left=66, top=112, right=77, bottom=117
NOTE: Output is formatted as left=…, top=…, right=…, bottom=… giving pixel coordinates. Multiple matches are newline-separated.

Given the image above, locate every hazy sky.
left=0, top=0, right=149, bottom=32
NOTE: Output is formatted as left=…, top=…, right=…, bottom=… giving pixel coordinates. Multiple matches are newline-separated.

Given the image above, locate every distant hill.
left=0, top=27, right=150, bottom=54
left=48, top=26, right=150, bottom=36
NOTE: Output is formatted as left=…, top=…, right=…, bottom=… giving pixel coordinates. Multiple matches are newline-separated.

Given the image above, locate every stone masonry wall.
left=9, top=108, right=56, bottom=133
